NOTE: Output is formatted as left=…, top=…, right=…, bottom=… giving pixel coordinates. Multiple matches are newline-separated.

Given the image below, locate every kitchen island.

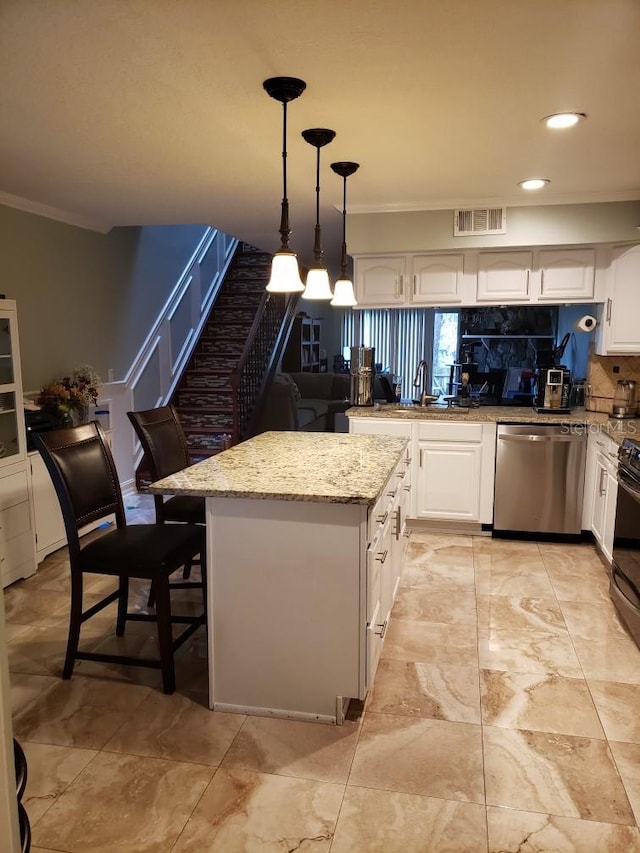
left=149, top=430, right=409, bottom=724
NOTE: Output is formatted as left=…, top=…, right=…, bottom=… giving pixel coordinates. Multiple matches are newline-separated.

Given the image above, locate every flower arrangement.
left=36, top=364, right=101, bottom=425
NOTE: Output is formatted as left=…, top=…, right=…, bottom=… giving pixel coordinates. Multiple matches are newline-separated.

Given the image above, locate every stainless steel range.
left=610, top=436, right=640, bottom=648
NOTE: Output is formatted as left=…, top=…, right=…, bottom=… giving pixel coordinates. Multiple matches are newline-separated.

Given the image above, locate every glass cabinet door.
left=0, top=313, right=22, bottom=462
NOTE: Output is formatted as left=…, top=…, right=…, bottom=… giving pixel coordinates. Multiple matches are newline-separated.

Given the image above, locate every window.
left=341, top=309, right=459, bottom=400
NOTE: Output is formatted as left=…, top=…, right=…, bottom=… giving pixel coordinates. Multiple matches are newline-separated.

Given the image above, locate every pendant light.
left=263, top=76, right=307, bottom=293
left=301, top=128, right=336, bottom=300
left=330, top=161, right=360, bottom=307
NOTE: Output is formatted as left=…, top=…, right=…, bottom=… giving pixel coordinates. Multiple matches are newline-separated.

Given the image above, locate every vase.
left=75, top=404, right=90, bottom=425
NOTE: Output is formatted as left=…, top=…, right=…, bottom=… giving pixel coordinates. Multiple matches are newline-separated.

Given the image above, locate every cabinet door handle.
left=419, top=448, right=423, bottom=468
left=403, top=484, right=411, bottom=492
left=375, top=549, right=388, bottom=564
left=396, top=470, right=406, bottom=479
left=525, top=270, right=530, bottom=294
left=606, top=298, right=612, bottom=323
left=375, top=619, right=388, bottom=638
left=387, top=489, right=397, bottom=497
left=376, top=511, right=388, bottom=524
left=540, top=269, right=544, bottom=291
left=413, top=274, right=417, bottom=296
left=395, top=506, right=401, bottom=539
left=599, top=467, right=607, bottom=497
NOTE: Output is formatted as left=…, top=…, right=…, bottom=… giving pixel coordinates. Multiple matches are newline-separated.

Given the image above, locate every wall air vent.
left=454, top=207, right=506, bottom=236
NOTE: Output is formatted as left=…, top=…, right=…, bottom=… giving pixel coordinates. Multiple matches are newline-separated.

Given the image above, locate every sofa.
left=257, top=371, right=395, bottom=433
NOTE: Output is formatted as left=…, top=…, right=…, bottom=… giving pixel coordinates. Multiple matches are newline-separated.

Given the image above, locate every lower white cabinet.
left=0, top=462, right=36, bottom=588
left=415, top=421, right=495, bottom=524
left=586, top=432, right=618, bottom=563
left=349, top=416, right=495, bottom=526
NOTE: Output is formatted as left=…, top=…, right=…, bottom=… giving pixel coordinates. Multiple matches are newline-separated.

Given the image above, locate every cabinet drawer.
left=0, top=500, right=31, bottom=543
left=350, top=418, right=412, bottom=438
left=0, top=470, right=29, bottom=511
left=1, top=529, right=35, bottom=578
left=416, top=421, right=483, bottom=442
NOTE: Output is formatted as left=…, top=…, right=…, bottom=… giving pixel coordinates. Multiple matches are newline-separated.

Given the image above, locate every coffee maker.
left=533, top=366, right=572, bottom=413
left=612, top=379, right=638, bottom=419
left=349, top=346, right=376, bottom=406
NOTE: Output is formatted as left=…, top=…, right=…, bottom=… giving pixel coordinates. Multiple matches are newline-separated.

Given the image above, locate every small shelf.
left=283, top=317, right=322, bottom=373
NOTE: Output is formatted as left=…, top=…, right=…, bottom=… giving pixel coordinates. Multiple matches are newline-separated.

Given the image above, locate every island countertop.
left=148, top=430, right=408, bottom=504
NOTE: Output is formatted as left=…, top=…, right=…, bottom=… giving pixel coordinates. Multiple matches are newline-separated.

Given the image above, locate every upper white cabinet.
left=476, top=251, right=533, bottom=302
left=354, top=255, right=406, bottom=306
left=537, top=248, right=595, bottom=301
left=596, top=244, right=640, bottom=355
left=410, top=254, right=463, bottom=304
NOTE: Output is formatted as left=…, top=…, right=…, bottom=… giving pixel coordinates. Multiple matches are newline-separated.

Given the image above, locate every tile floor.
left=5, top=499, right=640, bottom=852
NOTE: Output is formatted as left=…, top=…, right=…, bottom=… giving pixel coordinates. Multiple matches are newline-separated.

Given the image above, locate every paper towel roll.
left=575, top=314, right=597, bottom=332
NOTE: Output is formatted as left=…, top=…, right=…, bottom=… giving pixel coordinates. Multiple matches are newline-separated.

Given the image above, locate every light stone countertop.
left=148, top=430, right=408, bottom=504
left=346, top=404, right=640, bottom=445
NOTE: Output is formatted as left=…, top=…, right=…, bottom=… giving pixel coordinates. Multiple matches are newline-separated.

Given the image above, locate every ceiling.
left=1, top=0, right=639, bottom=270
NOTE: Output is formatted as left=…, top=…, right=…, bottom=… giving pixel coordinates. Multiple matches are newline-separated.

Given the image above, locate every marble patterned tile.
left=172, top=767, right=343, bottom=852
left=408, top=532, right=473, bottom=551
left=480, top=670, right=605, bottom=738
left=486, top=805, right=640, bottom=852
left=608, top=741, right=640, bottom=825
left=5, top=622, right=30, bottom=641
left=31, top=751, right=214, bottom=853
left=478, top=628, right=582, bottom=678
left=400, top=561, right=475, bottom=588
left=367, top=658, right=480, bottom=723
left=10, top=672, right=58, bottom=716
left=13, top=675, right=151, bottom=749
left=589, top=680, right=640, bottom=743
left=474, top=562, right=555, bottom=598
left=21, top=741, right=97, bottom=824
left=348, top=712, right=484, bottom=803
left=331, top=786, right=488, bottom=853
left=539, top=543, right=609, bottom=573
left=472, top=538, right=542, bottom=556
left=404, top=542, right=474, bottom=569
left=3, top=586, right=70, bottom=624
left=104, top=691, right=244, bottom=766
left=477, top=594, right=566, bottom=634
left=221, top=715, right=360, bottom=783
left=483, top=726, right=634, bottom=824
left=7, top=624, right=95, bottom=677
left=382, top=619, right=478, bottom=667
left=559, top=599, right=630, bottom=642
left=571, top=635, right=640, bottom=684
left=547, top=566, right=612, bottom=605
left=392, top=587, right=477, bottom=625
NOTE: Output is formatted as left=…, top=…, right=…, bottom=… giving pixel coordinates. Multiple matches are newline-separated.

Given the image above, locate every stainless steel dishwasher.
left=494, top=424, right=587, bottom=535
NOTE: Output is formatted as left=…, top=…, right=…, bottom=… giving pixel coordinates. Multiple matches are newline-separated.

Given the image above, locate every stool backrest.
left=127, top=405, right=191, bottom=481
left=34, top=421, right=125, bottom=561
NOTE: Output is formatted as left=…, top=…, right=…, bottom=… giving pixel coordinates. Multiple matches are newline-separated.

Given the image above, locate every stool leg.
left=63, top=572, right=84, bottom=679
left=116, top=577, right=129, bottom=636
left=154, top=576, right=175, bottom=694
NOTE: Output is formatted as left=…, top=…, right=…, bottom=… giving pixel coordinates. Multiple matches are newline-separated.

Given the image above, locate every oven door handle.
left=617, top=469, right=640, bottom=504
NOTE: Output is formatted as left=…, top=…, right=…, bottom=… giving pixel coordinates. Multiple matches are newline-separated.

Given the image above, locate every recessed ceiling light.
left=519, top=178, right=550, bottom=190
left=542, top=112, right=586, bottom=129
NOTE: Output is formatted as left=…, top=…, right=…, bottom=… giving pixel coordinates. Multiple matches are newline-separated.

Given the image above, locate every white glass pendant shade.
left=266, top=251, right=305, bottom=293
left=302, top=267, right=333, bottom=300
left=330, top=277, right=357, bottom=307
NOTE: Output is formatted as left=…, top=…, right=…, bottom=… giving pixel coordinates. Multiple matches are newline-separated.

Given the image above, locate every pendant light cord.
left=313, top=145, right=322, bottom=265
left=340, top=175, right=348, bottom=278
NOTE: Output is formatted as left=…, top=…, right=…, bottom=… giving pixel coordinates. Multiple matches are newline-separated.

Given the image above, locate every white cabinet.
left=477, top=251, right=533, bottom=302
left=349, top=416, right=495, bottom=526
left=410, top=254, right=463, bottom=305
left=538, top=248, right=595, bottom=301
left=354, top=255, right=406, bottom=306
left=587, top=432, right=618, bottom=564
left=596, top=244, right=640, bottom=355
left=0, top=300, right=35, bottom=588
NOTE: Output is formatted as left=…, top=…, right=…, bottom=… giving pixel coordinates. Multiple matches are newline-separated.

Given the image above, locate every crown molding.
left=0, top=192, right=112, bottom=233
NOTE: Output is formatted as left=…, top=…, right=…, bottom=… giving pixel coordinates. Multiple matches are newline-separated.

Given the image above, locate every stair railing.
left=229, top=292, right=300, bottom=443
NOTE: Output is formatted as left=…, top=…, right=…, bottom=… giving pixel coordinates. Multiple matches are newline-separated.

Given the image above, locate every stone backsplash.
left=587, top=353, right=640, bottom=413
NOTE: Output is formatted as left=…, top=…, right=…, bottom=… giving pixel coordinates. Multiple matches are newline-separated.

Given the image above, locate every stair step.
left=181, top=374, right=232, bottom=390
left=181, top=411, right=235, bottom=429
left=193, top=355, right=237, bottom=371
left=176, top=391, right=233, bottom=408
left=184, top=431, right=234, bottom=452
left=210, top=309, right=258, bottom=323
left=198, top=340, right=245, bottom=357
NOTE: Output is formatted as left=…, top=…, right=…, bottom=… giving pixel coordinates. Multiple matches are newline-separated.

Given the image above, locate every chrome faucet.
left=412, top=359, right=431, bottom=406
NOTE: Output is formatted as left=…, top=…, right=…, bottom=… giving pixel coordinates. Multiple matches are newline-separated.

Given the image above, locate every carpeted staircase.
left=170, top=242, right=274, bottom=459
